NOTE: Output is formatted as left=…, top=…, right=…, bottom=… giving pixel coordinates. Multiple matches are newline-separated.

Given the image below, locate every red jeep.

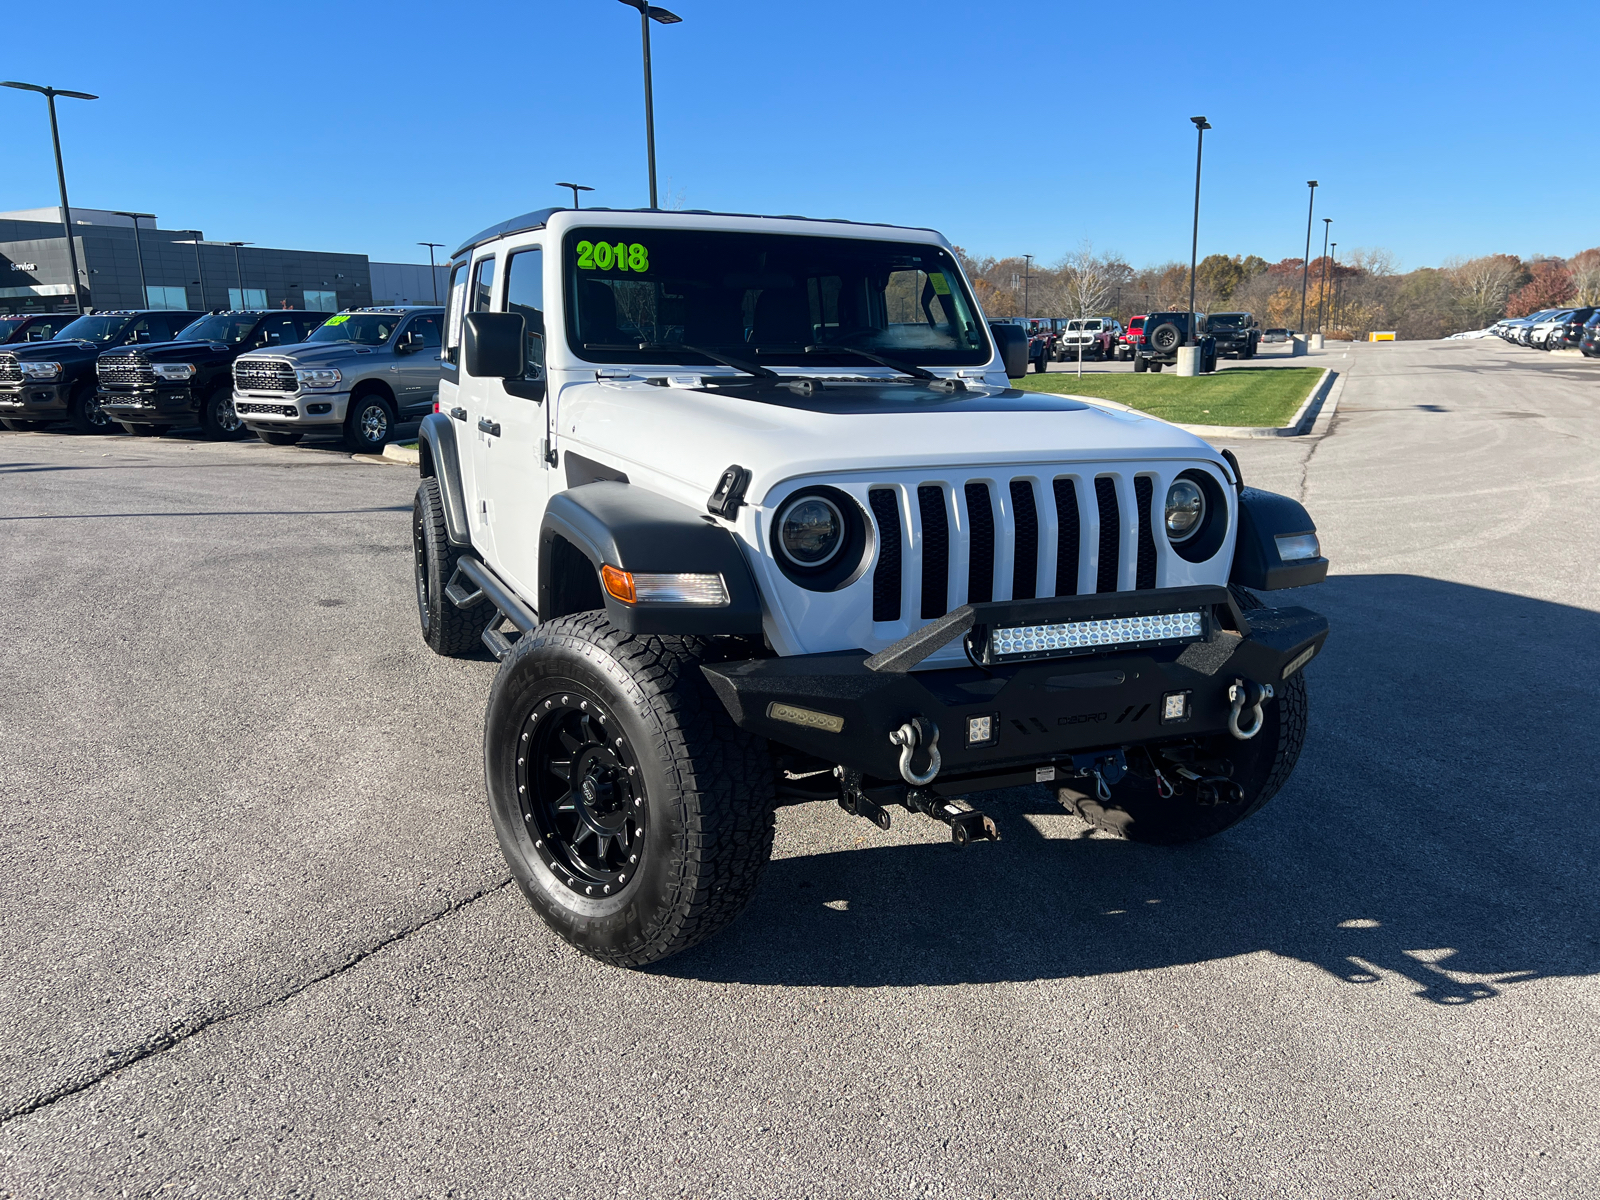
left=1116, top=315, right=1147, bottom=361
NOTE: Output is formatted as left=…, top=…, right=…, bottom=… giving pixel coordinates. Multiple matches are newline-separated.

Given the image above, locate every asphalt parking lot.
left=2, top=339, right=1598, bottom=1198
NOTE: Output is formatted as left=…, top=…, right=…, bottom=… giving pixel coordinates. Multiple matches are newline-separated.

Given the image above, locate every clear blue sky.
left=1, top=1, right=1589, bottom=272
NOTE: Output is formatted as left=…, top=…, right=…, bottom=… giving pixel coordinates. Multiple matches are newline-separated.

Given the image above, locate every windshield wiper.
left=805, top=344, right=936, bottom=380
left=585, top=342, right=777, bottom=379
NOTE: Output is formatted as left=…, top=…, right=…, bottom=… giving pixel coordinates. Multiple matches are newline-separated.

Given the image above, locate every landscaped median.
left=1014, top=366, right=1324, bottom=430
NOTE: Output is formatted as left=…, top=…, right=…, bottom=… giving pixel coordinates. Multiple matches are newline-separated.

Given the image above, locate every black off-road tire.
left=1151, top=361, right=1164, bottom=372
left=68, top=386, right=113, bottom=435
left=1062, top=586, right=1307, bottom=845
left=199, top=386, right=245, bottom=440
left=343, top=392, right=393, bottom=454
left=413, top=477, right=486, bottom=657
left=1133, top=354, right=1148, bottom=373
left=485, top=613, right=776, bottom=967
left=1033, top=355, right=1048, bottom=374
left=1149, top=322, right=1182, bottom=353
left=256, top=429, right=303, bottom=446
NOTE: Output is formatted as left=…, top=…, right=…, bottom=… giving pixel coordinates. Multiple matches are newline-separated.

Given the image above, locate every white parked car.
left=412, top=206, right=1330, bottom=967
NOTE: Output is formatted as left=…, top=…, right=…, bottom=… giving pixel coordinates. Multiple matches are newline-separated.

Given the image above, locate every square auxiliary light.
left=1161, top=691, right=1193, bottom=724
left=988, top=611, right=1205, bottom=664
left=967, top=713, right=997, bottom=747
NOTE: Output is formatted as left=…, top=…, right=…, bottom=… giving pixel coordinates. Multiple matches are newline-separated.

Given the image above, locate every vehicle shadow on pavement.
left=661, top=574, right=1600, bottom=1004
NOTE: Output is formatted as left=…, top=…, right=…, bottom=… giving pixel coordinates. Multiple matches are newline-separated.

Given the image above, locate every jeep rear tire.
left=485, top=614, right=775, bottom=967
left=1062, top=587, right=1308, bottom=845
left=1148, top=322, right=1182, bottom=353
left=343, top=393, right=393, bottom=454
left=256, top=429, right=302, bottom=446
left=200, top=386, right=245, bottom=440
left=1133, top=354, right=1148, bottom=373
left=413, top=477, right=487, bottom=657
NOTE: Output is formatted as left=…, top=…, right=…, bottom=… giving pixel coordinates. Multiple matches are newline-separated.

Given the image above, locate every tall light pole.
left=417, top=242, right=444, bottom=303
left=556, top=182, right=594, bottom=209
left=112, top=210, right=156, bottom=307
left=1329, top=242, right=1337, bottom=331
left=1299, top=180, right=1318, bottom=335
left=3, top=81, right=98, bottom=314
left=1316, top=218, right=1331, bottom=333
left=1022, top=254, right=1034, bottom=320
left=226, top=242, right=254, bottom=307
left=1187, top=116, right=1211, bottom=345
left=617, top=0, right=682, bottom=209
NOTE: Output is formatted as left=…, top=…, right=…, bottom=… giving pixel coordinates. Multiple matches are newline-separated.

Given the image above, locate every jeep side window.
left=471, top=258, right=495, bottom=314
left=443, top=260, right=468, bottom=366
left=504, top=248, right=545, bottom=383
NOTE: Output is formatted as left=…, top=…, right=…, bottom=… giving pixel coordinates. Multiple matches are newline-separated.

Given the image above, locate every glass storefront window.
left=145, top=286, right=190, bottom=310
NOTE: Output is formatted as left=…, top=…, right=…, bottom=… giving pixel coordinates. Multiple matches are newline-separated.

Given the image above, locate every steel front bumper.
left=99, top=385, right=195, bottom=422
left=0, top=381, right=69, bottom=415
left=234, top=390, right=348, bottom=427
left=702, top=586, right=1327, bottom=784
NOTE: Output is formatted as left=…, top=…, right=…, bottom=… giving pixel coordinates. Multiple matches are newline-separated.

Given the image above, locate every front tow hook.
left=1227, top=678, right=1274, bottom=740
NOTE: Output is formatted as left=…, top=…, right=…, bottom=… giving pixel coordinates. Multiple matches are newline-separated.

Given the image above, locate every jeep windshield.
left=175, top=313, right=261, bottom=344
left=565, top=228, right=990, bottom=369
left=52, top=314, right=134, bottom=344
left=304, top=313, right=400, bottom=346
left=1207, top=313, right=1248, bottom=329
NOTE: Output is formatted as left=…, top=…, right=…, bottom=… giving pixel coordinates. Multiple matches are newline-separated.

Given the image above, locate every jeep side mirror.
left=463, top=312, right=525, bottom=378
left=991, top=324, right=1028, bottom=379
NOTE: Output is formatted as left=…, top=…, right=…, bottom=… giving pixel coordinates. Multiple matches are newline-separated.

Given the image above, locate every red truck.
left=1115, top=314, right=1148, bottom=361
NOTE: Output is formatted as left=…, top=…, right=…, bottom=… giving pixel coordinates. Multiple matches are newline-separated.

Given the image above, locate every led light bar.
left=989, top=611, right=1205, bottom=663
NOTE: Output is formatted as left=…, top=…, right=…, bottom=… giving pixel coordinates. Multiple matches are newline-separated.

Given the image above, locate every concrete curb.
left=381, top=442, right=420, bottom=466
left=1173, top=367, right=1335, bottom=439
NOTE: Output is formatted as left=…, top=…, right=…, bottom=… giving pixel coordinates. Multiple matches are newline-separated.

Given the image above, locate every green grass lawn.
left=1013, top=366, right=1322, bottom=427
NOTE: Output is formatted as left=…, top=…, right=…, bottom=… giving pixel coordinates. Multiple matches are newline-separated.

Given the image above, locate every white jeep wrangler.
left=413, top=207, right=1329, bottom=967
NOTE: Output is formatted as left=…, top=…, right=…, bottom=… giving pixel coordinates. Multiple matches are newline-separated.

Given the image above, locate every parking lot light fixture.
left=3, top=80, right=98, bottom=314
left=1188, top=116, right=1211, bottom=345
left=1317, top=219, right=1332, bottom=333
left=617, top=0, right=682, bottom=209
left=556, top=183, right=594, bottom=209
left=418, top=243, right=445, bottom=303
left=112, top=211, right=156, bottom=307
left=1300, top=181, right=1318, bottom=336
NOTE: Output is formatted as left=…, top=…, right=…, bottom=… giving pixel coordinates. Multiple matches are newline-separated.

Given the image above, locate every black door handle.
left=450, top=406, right=466, bottom=421
left=478, top=417, right=501, bottom=437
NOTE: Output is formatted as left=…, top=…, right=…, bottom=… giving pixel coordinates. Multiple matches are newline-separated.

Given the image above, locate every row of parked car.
left=993, top=311, right=1269, bottom=373
left=1489, top=306, right=1600, bottom=355
left=0, top=304, right=445, bottom=450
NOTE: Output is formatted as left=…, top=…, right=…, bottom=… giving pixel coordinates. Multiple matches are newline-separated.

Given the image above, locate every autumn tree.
left=1507, top=259, right=1576, bottom=316
left=1570, top=248, right=1600, bottom=305
left=1448, top=254, right=1525, bottom=328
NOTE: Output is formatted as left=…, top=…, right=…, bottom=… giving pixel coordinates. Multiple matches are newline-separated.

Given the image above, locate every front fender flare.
left=1230, top=487, right=1328, bottom=590
left=418, top=412, right=471, bottom=547
left=540, top=481, right=763, bottom=636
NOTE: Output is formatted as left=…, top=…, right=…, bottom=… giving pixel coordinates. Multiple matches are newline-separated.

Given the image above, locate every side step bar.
left=445, top=557, right=538, bottom=661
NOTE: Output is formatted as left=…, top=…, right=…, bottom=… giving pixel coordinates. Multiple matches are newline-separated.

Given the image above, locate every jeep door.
left=474, top=244, right=552, bottom=596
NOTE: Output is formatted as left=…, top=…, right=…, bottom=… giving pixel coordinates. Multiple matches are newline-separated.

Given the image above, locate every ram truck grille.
left=234, top=402, right=298, bottom=417
left=97, top=356, right=153, bottom=387
left=234, top=360, right=297, bottom=393
left=0, top=356, right=20, bottom=384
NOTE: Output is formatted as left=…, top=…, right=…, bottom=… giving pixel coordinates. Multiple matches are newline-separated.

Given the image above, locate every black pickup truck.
left=0, top=309, right=201, bottom=433
left=98, top=310, right=329, bottom=438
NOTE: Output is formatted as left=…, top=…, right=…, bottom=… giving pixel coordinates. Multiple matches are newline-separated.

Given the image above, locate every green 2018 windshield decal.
left=575, top=241, right=649, bottom=273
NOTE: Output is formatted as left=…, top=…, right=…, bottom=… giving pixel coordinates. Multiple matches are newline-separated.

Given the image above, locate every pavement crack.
left=0, top=877, right=514, bottom=1129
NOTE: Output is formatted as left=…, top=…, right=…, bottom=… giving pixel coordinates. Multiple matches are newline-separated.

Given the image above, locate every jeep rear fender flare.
left=539, top=481, right=764, bottom=637
left=418, top=412, right=471, bottom=548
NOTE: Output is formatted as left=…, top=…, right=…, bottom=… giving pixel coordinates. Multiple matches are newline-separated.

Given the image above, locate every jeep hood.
left=562, top=376, right=1223, bottom=505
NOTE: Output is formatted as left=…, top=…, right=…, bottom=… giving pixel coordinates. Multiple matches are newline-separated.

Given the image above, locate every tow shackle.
left=889, top=715, right=941, bottom=786
left=1227, top=677, right=1275, bottom=741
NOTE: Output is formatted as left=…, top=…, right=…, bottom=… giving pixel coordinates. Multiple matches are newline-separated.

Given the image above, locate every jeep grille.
left=865, top=471, right=1163, bottom=624
left=97, top=355, right=153, bottom=387
left=0, top=355, right=20, bottom=384
left=234, top=360, right=297, bottom=392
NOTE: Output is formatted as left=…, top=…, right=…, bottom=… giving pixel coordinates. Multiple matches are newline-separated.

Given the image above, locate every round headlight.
left=777, top=495, right=844, bottom=567
left=1165, top=479, right=1206, bottom=541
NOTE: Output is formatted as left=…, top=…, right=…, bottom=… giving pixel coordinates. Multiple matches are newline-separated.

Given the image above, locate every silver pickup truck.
left=232, top=306, right=444, bottom=451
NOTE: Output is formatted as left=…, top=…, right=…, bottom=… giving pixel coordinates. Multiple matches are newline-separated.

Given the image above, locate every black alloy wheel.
left=69, top=386, right=113, bottom=434
left=519, top=695, right=647, bottom=898
left=201, top=387, right=245, bottom=440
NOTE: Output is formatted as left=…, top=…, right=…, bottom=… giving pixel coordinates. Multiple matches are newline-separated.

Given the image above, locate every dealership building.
left=0, top=207, right=449, bottom=317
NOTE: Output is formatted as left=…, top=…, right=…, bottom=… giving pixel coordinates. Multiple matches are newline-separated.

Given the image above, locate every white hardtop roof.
left=452, top=207, right=947, bottom=259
